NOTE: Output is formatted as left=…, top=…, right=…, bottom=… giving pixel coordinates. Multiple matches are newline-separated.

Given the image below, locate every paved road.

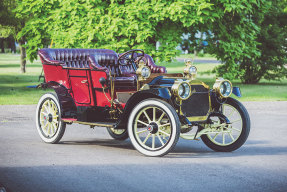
left=0, top=102, right=287, bottom=192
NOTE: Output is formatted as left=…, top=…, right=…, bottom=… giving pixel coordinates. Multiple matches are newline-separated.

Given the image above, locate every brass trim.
left=171, top=80, right=192, bottom=100
left=140, top=84, right=150, bottom=90
left=136, top=60, right=151, bottom=81
left=183, top=59, right=197, bottom=80
left=162, top=76, right=185, bottom=79
left=187, top=115, right=209, bottom=122
left=190, top=80, right=210, bottom=89
left=213, top=78, right=232, bottom=98
left=62, top=120, right=115, bottom=128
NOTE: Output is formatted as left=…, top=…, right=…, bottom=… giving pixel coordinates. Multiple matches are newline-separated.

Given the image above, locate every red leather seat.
left=38, top=49, right=166, bottom=89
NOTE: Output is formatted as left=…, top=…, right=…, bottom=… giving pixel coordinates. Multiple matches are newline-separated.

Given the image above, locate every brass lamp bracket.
left=136, top=60, right=151, bottom=90
left=183, top=59, right=197, bottom=80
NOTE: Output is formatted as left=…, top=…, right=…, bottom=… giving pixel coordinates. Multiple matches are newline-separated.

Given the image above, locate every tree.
left=239, top=0, right=287, bottom=83
left=15, top=0, right=264, bottom=79
left=0, top=0, right=27, bottom=73
left=210, top=0, right=287, bottom=83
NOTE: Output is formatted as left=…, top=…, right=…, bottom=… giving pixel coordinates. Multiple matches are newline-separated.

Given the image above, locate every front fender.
left=114, top=88, right=172, bottom=129
left=136, top=88, right=171, bottom=100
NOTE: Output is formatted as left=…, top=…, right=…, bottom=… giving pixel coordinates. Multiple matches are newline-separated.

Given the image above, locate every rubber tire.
left=128, top=99, right=180, bottom=157
left=36, top=92, right=66, bottom=144
left=106, top=128, right=129, bottom=140
left=201, top=97, right=250, bottom=152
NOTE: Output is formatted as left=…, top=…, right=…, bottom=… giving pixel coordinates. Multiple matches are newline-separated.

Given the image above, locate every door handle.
left=81, top=80, right=88, bottom=84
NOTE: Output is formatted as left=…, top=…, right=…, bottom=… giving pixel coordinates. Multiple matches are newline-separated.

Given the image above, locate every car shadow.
left=167, top=140, right=287, bottom=158
left=60, top=139, right=134, bottom=150
left=59, top=138, right=287, bottom=158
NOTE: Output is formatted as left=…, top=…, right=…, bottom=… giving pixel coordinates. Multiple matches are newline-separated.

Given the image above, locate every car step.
left=62, top=118, right=115, bottom=128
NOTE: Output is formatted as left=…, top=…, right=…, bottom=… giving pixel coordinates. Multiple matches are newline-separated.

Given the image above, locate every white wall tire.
left=128, top=99, right=180, bottom=157
left=36, top=93, right=66, bottom=144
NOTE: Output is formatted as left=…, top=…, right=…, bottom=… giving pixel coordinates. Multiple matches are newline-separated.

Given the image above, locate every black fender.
left=210, top=91, right=221, bottom=111
left=114, top=88, right=172, bottom=129
left=38, top=81, right=77, bottom=118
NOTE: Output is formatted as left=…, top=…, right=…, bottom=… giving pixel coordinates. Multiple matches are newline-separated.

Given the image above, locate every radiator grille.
left=181, top=85, right=210, bottom=117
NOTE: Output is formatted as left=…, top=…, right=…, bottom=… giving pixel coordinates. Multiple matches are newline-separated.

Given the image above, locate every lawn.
left=0, top=54, right=48, bottom=105
left=0, top=53, right=286, bottom=105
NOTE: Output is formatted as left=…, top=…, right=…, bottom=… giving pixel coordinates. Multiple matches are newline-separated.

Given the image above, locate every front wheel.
left=128, top=99, right=180, bottom=157
left=201, top=97, right=250, bottom=152
left=36, top=93, right=66, bottom=144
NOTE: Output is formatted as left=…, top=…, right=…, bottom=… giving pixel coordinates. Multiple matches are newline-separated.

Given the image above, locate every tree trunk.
left=0, top=38, right=5, bottom=53
left=19, top=37, right=26, bottom=73
left=10, top=37, right=16, bottom=53
left=194, top=47, right=197, bottom=56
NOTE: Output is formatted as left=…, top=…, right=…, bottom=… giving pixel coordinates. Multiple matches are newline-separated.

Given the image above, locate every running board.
left=62, top=118, right=115, bottom=128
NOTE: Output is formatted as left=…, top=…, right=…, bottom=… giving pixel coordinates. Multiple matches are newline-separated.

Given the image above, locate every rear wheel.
left=128, top=99, right=180, bottom=157
left=106, top=128, right=128, bottom=140
left=201, top=97, right=250, bottom=152
left=36, top=93, right=66, bottom=143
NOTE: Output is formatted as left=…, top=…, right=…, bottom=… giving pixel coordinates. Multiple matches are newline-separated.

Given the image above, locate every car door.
left=68, top=69, right=91, bottom=104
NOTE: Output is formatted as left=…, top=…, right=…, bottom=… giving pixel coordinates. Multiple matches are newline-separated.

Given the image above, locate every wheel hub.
left=147, top=122, right=158, bottom=134
left=48, top=114, right=53, bottom=123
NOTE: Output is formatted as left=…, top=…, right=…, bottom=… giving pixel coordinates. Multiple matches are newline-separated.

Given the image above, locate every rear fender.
left=114, top=88, right=172, bottom=129
left=38, top=81, right=77, bottom=118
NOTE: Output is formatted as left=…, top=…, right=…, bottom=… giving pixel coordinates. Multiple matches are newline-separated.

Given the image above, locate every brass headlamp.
left=171, top=80, right=191, bottom=100
left=213, top=78, right=233, bottom=98
left=136, top=60, right=151, bottom=81
left=183, top=59, right=197, bottom=80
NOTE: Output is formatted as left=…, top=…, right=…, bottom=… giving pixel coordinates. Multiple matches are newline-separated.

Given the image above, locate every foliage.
left=16, top=0, right=286, bottom=83
left=212, top=0, right=287, bottom=83
left=15, top=0, right=259, bottom=63
left=0, top=25, right=14, bottom=38
left=0, top=0, right=23, bottom=36
left=0, top=0, right=28, bottom=73
left=239, top=0, right=287, bottom=83
left=0, top=1, right=16, bottom=38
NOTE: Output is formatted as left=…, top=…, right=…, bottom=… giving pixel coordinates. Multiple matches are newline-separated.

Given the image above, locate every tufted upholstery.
left=88, top=53, right=120, bottom=75
left=88, top=53, right=137, bottom=87
left=38, top=48, right=118, bottom=69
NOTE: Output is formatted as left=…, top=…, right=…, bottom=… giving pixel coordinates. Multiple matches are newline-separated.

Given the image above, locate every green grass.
left=0, top=53, right=286, bottom=105
left=176, top=53, right=217, bottom=60
left=0, top=54, right=48, bottom=105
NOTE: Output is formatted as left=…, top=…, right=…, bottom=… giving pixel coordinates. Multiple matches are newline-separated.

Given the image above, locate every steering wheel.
left=118, top=49, right=145, bottom=70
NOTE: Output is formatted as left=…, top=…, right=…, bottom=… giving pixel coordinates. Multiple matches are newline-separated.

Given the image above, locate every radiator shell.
left=181, top=84, right=211, bottom=122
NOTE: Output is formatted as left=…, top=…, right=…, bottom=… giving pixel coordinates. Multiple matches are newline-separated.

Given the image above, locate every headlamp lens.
left=189, top=66, right=197, bottom=74
left=141, top=67, right=150, bottom=78
left=220, top=81, right=232, bottom=97
left=178, top=82, right=190, bottom=99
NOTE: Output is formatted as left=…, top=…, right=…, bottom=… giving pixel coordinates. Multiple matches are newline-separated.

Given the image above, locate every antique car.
left=36, top=48, right=250, bottom=157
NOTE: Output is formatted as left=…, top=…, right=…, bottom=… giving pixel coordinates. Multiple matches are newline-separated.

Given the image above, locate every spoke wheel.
left=106, top=128, right=128, bottom=140
left=128, top=99, right=180, bottom=157
left=36, top=93, right=66, bottom=143
left=201, top=97, right=250, bottom=152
